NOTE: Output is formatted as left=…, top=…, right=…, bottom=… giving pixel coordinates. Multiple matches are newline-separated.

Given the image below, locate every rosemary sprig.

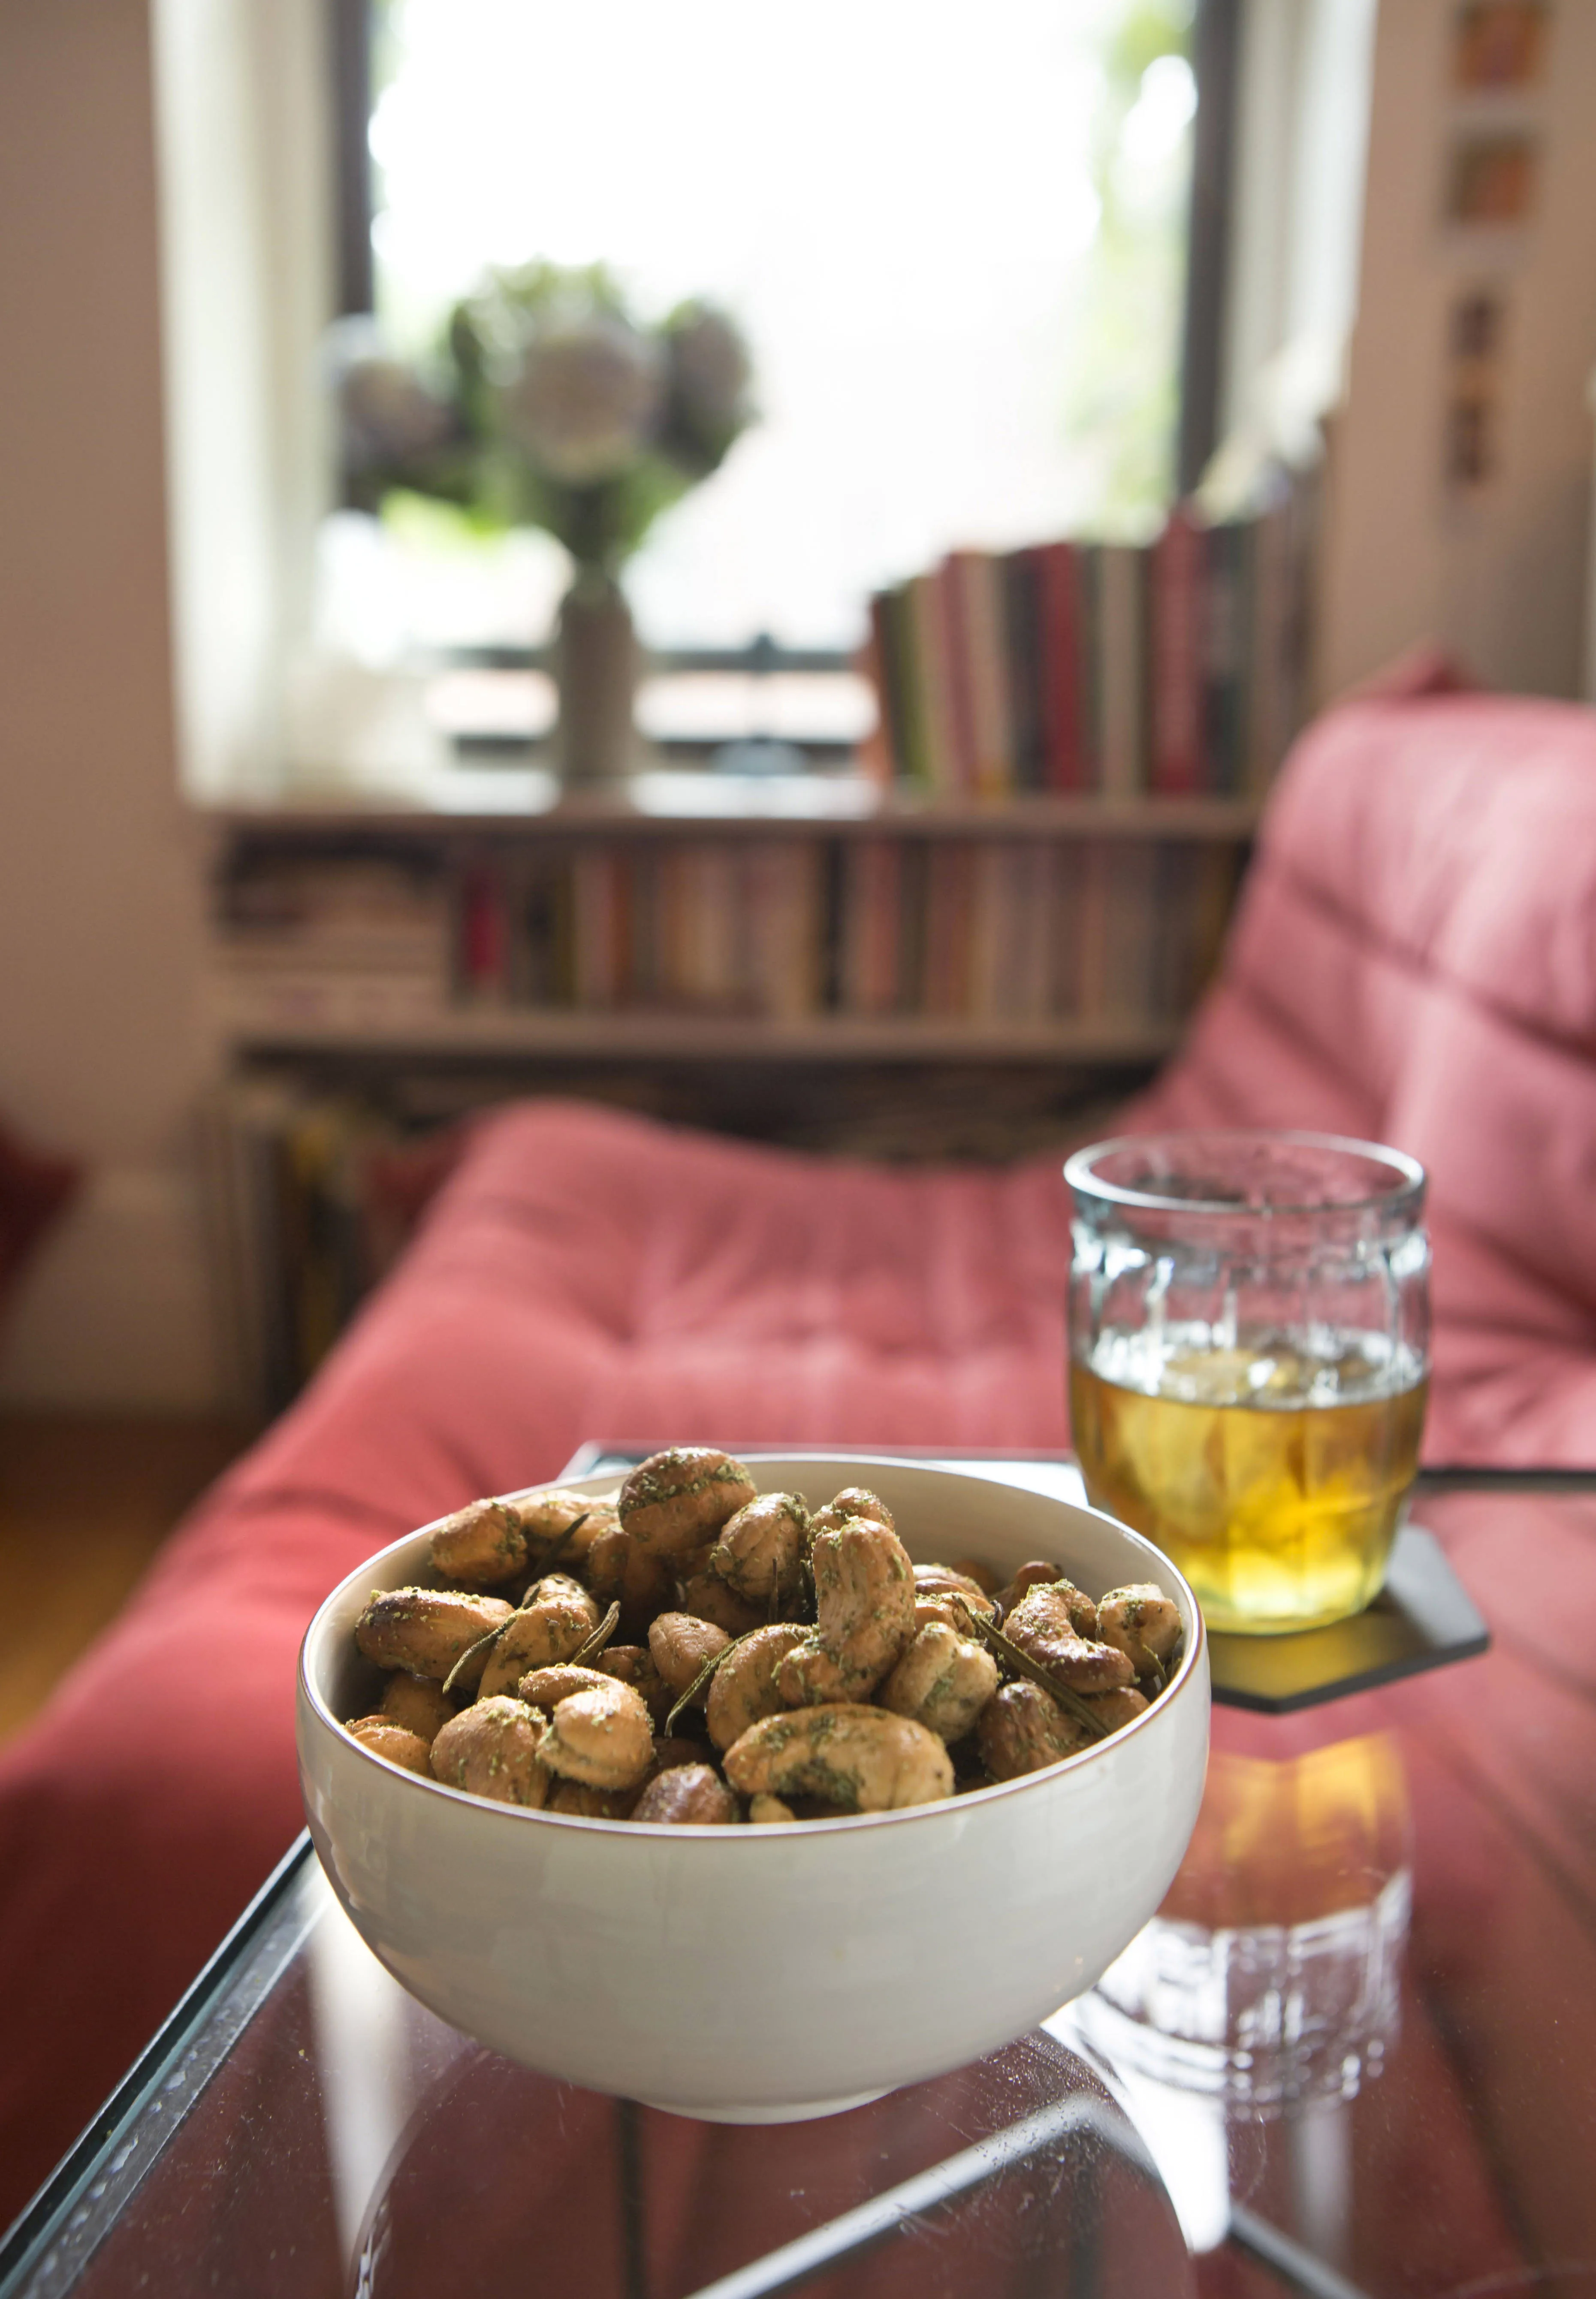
left=952, top=1599, right=1111, bottom=1742
left=664, top=1627, right=763, bottom=1737
left=1148, top=1631, right=1184, bottom=1696
left=572, top=1600, right=621, bottom=1666
left=443, top=1623, right=505, bottom=1703
left=525, top=1510, right=588, bottom=1582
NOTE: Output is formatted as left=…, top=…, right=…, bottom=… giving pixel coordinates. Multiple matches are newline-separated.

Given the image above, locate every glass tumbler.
left=1065, top=1131, right=1430, bottom=1634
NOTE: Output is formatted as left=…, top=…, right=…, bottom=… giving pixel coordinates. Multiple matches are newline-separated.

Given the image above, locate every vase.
left=554, top=570, right=639, bottom=784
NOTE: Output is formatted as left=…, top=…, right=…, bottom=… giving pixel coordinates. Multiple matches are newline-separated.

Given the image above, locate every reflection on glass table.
left=1080, top=1733, right=1412, bottom=2113
left=3, top=1852, right=1193, bottom=2299
left=5, top=1471, right=1596, bottom=2298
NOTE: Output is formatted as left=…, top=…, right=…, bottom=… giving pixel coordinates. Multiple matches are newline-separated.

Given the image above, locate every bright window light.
left=355, top=0, right=1193, bottom=656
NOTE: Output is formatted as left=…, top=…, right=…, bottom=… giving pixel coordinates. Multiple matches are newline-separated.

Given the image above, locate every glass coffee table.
left=4, top=1460, right=1595, bottom=2299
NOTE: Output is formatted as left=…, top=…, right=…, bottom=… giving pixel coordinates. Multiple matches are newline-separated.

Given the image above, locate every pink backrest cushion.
left=1125, top=689, right=1596, bottom=1460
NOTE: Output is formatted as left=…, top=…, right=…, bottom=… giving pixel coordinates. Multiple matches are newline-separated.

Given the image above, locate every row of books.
left=202, top=1079, right=457, bottom=1412
left=205, top=1030, right=1156, bottom=1408
left=214, top=838, right=1239, bottom=1030
left=863, top=473, right=1315, bottom=800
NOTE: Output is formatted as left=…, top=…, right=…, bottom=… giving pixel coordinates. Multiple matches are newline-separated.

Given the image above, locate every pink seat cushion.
left=5, top=684, right=1596, bottom=2220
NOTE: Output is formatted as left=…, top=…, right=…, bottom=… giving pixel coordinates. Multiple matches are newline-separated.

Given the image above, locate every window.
left=322, top=0, right=1198, bottom=681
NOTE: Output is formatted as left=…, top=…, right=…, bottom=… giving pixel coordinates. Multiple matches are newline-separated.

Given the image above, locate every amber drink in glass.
left=1066, top=1133, right=1430, bottom=1634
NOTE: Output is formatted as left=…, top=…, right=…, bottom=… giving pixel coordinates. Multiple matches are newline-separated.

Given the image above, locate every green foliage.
left=338, top=260, right=755, bottom=574
left=1062, top=0, right=1195, bottom=531
left=1102, top=0, right=1194, bottom=104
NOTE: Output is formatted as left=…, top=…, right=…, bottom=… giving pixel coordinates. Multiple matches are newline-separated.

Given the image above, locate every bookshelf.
left=197, top=457, right=1317, bottom=1413
left=204, top=776, right=1256, bottom=1067
left=201, top=774, right=1260, bottom=1410
left=214, top=1007, right=1191, bottom=1065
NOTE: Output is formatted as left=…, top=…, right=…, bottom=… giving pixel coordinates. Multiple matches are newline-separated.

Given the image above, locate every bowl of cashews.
left=298, top=1451, right=1209, bottom=2122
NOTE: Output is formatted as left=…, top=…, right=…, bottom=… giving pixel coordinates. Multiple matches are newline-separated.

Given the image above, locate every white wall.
left=1318, top=0, right=1596, bottom=700
left=0, top=1, right=220, bottom=1407
left=152, top=0, right=333, bottom=804
left=1222, top=0, right=1378, bottom=472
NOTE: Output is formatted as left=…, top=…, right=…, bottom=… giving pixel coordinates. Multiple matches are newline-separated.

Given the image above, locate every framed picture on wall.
left=1445, top=131, right=1539, bottom=225
left=1452, top=1, right=1548, bottom=91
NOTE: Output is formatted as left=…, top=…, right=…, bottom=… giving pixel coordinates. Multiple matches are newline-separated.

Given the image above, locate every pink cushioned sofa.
left=3, top=681, right=1596, bottom=2220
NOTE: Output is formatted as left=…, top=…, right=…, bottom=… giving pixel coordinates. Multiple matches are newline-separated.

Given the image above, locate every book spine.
left=1049, top=841, right=1083, bottom=1019
left=1077, top=546, right=1104, bottom=794
left=957, top=553, right=1015, bottom=797
left=1149, top=507, right=1205, bottom=795
left=1001, top=550, right=1045, bottom=791
left=935, top=557, right=980, bottom=796
left=1037, top=542, right=1085, bottom=793
left=1075, top=840, right=1109, bottom=1020
left=1015, top=845, right=1051, bottom=1021
left=906, top=573, right=957, bottom=795
left=456, top=858, right=510, bottom=1004
left=843, top=840, right=902, bottom=1017
left=898, top=841, right=929, bottom=1016
left=867, top=592, right=911, bottom=782
left=572, top=846, right=615, bottom=1009
left=1097, top=545, right=1148, bottom=800
left=968, top=842, right=1007, bottom=1020
left=922, top=843, right=974, bottom=1018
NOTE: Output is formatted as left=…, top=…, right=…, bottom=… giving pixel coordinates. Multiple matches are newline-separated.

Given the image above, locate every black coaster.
left=1207, top=1523, right=1489, bottom=1713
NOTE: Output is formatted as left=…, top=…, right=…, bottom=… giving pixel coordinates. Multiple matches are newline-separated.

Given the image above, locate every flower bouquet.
left=338, top=264, right=754, bottom=780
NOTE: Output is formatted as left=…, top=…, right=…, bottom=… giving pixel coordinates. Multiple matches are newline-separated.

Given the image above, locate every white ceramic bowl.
left=298, top=1454, right=1209, bottom=2121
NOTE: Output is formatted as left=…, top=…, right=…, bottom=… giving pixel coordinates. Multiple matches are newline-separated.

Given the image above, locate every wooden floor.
left=0, top=1413, right=250, bottom=1745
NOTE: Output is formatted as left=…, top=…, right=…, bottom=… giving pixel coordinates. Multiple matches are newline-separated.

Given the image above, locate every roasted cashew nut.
left=344, top=1716, right=432, bottom=1775
left=355, top=1588, right=513, bottom=1682
left=594, top=1643, right=674, bottom=1725
left=513, top=1486, right=616, bottom=1569
left=1081, top=1686, right=1149, bottom=1731
left=380, top=1672, right=453, bottom=1743
left=1097, top=1584, right=1182, bottom=1678
left=809, top=1486, right=894, bottom=1537
left=748, top=1792, right=797, bottom=1825
left=976, top=1681, right=1091, bottom=1780
left=776, top=1518, right=916, bottom=1705
left=878, top=1621, right=1000, bottom=1743
left=539, top=1679, right=655, bottom=1791
left=647, top=1611, right=731, bottom=1699
left=584, top=1525, right=677, bottom=1639
left=479, top=1574, right=601, bottom=1698
left=516, top=1664, right=618, bottom=1711
left=675, top=1564, right=765, bottom=1637
left=993, top=1561, right=1082, bottom=1623
left=709, top=1492, right=809, bottom=1609
left=430, top=1695, right=552, bottom=1806
left=632, top=1764, right=740, bottom=1825
left=1002, top=1582, right=1134, bottom=1693
left=618, top=1448, right=758, bottom=1559
left=912, top=1564, right=996, bottom=1617
left=724, top=1703, right=953, bottom=1811
left=429, top=1498, right=528, bottom=1589
left=705, top=1623, right=807, bottom=1752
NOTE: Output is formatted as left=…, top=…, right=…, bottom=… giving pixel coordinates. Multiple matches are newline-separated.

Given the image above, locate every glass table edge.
left=5, top=1455, right=1594, bottom=2288
left=0, top=1833, right=317, bottom=2292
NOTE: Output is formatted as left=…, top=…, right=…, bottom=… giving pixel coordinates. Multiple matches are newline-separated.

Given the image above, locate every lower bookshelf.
left=202, top=782, right=1258, bottom=1408
left=213, top=1001, right=1187, bottom=1066
left=208, top=788, right=1250, bottom=1056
